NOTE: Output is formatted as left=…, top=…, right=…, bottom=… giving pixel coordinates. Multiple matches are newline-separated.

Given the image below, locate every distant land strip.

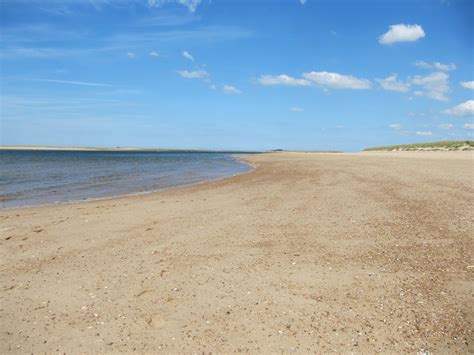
left=363, top=140, right=474, bottom=151
left=0, top=146, right=261, bottom=153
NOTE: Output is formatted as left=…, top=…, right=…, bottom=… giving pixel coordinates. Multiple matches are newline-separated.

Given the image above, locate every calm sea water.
left=0, top=150, right=255, bottom=209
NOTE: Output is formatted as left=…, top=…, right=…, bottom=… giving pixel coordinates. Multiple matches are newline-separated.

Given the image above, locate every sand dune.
left=1, top=152, right=473, bottom=353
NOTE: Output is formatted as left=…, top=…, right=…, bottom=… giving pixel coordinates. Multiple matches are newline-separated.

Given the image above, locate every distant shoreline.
left=0, top=145, right=260, bottom=153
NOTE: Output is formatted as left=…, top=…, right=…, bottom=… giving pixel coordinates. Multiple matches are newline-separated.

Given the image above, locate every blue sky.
left=1, top=0, right=473, bottom=151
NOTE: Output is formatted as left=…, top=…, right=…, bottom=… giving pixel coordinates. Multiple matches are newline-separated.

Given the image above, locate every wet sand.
left=0, top=152, right=473, bottom=353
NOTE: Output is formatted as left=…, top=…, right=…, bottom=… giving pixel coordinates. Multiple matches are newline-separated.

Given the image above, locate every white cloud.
left=377, top=74, right=410, bottom=92
left=149, top=50, right=160, bottom=57
left=302, top=71, right=371, bottom=90
left=127, top=51, right=136, bottom=59
left=88, top=0, right=108, bottom=11
left=290, top=106, right=304, bottom=112
left=222, top=85, right=241, bottom=94
left=177, top=69, right=209, bottom=79
left=1, top=24, right=252, bottom=60
left=40, top=6, right=73, bottom=16
left=258, top=71, right=371, bottom=90
left=412, top=72, right=449, bottom=101
left=109, top=26, right=251, bottom=46
left=182, top=50, right=194, bottom=61
left=443, top=100, right=474, bottom=117
left=389, top=123, right=402, bottom=130
left=463, top=123, right=474, bottom=130
left=138, top=12, right=200, bottom=27
left=32, top=79, right=111, bottom=87
left=299, top=0, right=307, bottom=4
left=414, top=60, right=456, bottom=72
left=460, top=81, right=474, bottom=90
left=378, top=24, right=425, bottom=45
left=1, top=47, right=71, bottom=59
left=438, top=123, right=453, bottom=130
left=416, top=131, right=433, bottom=136
left=257, top=74, right=310, bottom=87
left=148, top=0, right=202, bottom=12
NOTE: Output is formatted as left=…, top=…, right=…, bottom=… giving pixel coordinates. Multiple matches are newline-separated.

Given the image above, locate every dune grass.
left=363, top=140, right=474, bottom=151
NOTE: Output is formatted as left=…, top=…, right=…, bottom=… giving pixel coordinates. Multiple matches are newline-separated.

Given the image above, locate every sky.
left=0, top=0, right=473, bottom=151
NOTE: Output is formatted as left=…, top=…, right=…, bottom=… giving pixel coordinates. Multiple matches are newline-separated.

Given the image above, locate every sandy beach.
left=1, top=152, right=473, bottom=353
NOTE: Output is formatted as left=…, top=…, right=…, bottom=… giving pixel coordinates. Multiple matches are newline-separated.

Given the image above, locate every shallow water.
left=0, top=150, right=255, bottom=208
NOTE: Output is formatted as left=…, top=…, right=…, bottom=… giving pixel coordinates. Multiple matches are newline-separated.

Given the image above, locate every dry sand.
left=1, top=152, right=473, bottom=353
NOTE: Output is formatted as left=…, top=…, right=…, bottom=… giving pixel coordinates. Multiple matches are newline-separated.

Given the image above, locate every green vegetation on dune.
left=363, top=140, right=474, bottom=151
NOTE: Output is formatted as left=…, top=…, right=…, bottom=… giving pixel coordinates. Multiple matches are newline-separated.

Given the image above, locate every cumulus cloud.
left=257, top=74, right=310, bottom=86
left=389, top=123, right=402, bottom=130
left=148, top=0, right=202, bottom=12
left=222, top=85, right=241, bottom=94
left=415, top=60, right=456, bottom=72
left=149, top=51, right=160, bottom=57
left=463, top=123, right=474, bottom=130
left=182, top=50, right=194, bottom=61
left=302, top=71, right=371, bottom=90
left=443, top=100, right=474, bottom=117
left=438, top=123, right=454, bottom=130
left=257, top=71, right=370, bottom=90
left=378, top=24, right=425, bottom=44
left=460, top=81, right=474, bottom=90
left=290, top=106, right=304, bottom=112
left=377, top=74, right=410, bottom=92
left=416, top=131, right=432, bottom=136
left=177, top=69, right=209, bottom=79
left=411, top=72, right=449, bottom=101
left=127, top=51, right=136, bottom=59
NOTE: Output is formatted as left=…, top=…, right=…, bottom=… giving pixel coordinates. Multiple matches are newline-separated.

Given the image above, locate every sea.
left=0, top=150, right=256, bottom=209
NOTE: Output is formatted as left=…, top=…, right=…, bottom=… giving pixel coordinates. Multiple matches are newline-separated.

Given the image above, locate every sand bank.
left=0, top=152, right=473, bottom=353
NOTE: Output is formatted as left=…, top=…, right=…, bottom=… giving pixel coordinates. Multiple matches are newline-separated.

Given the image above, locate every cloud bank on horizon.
left=0, top=0, right=473, bottom=151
